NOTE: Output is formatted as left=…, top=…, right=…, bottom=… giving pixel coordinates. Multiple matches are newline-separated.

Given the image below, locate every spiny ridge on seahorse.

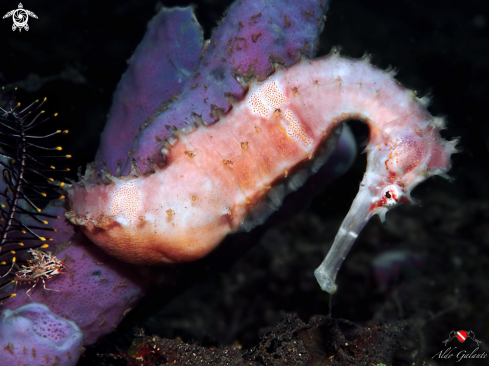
left=65, top=51, right=457, bottom=291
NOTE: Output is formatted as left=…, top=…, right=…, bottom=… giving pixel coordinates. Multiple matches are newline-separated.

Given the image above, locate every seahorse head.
left=315, top=108, right=458, bottom=294
left=364, top=116, right=458, bottom=221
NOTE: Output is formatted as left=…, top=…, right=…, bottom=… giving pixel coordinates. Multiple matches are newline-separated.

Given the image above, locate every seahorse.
left=65, top=51, right=457, bottom=294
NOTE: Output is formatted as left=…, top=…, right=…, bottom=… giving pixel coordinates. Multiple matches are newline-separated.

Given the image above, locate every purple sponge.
left=128, top=0, right=330, bottom=173
left=2, top=204, right=147, bottom=345
left=96, top=6, right=204, bottom=174
left=0, top=303, right=83, bottom=366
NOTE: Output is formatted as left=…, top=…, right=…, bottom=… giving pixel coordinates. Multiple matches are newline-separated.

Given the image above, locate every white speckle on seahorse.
left=248, top=80, right=288, bottom=116
left=248, top=80, right=312, bottom=148
left=110, top=182, right=141, bottom=224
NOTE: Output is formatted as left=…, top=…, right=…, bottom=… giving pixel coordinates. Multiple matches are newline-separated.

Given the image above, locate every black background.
left=1, top=0, right=488, bottom=364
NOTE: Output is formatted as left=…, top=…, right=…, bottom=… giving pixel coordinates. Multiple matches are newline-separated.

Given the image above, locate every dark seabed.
left=1, top=0, right=488, bottom=365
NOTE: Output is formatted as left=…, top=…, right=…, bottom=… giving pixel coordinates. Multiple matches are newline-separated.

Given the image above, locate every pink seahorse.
left=66, top=51, right=457, bottom=293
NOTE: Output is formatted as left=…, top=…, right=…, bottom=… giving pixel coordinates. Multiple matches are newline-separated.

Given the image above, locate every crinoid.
left=0, top=87, right=70, bottom=302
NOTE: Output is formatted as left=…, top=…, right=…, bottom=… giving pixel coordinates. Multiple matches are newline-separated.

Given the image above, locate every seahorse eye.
left=381, top=184, right=402, bottom=207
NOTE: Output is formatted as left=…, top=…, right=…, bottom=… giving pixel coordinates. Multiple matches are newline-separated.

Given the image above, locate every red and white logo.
left=457, top=330, right=467, bottom=343
left=443, top=330, right=481, bottom=347
left=435, top=330, right=487, bottom=362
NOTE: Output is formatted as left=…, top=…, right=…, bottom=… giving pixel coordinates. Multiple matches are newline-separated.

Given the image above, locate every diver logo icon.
left=434, top=330, right=487, bottom=362
left=3, top=3, right=38, bottom=32
left=443, top=330, right=481, bottom=346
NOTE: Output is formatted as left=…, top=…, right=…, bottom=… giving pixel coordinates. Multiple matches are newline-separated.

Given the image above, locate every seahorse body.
left=66, top=52, right=456, bottom=267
